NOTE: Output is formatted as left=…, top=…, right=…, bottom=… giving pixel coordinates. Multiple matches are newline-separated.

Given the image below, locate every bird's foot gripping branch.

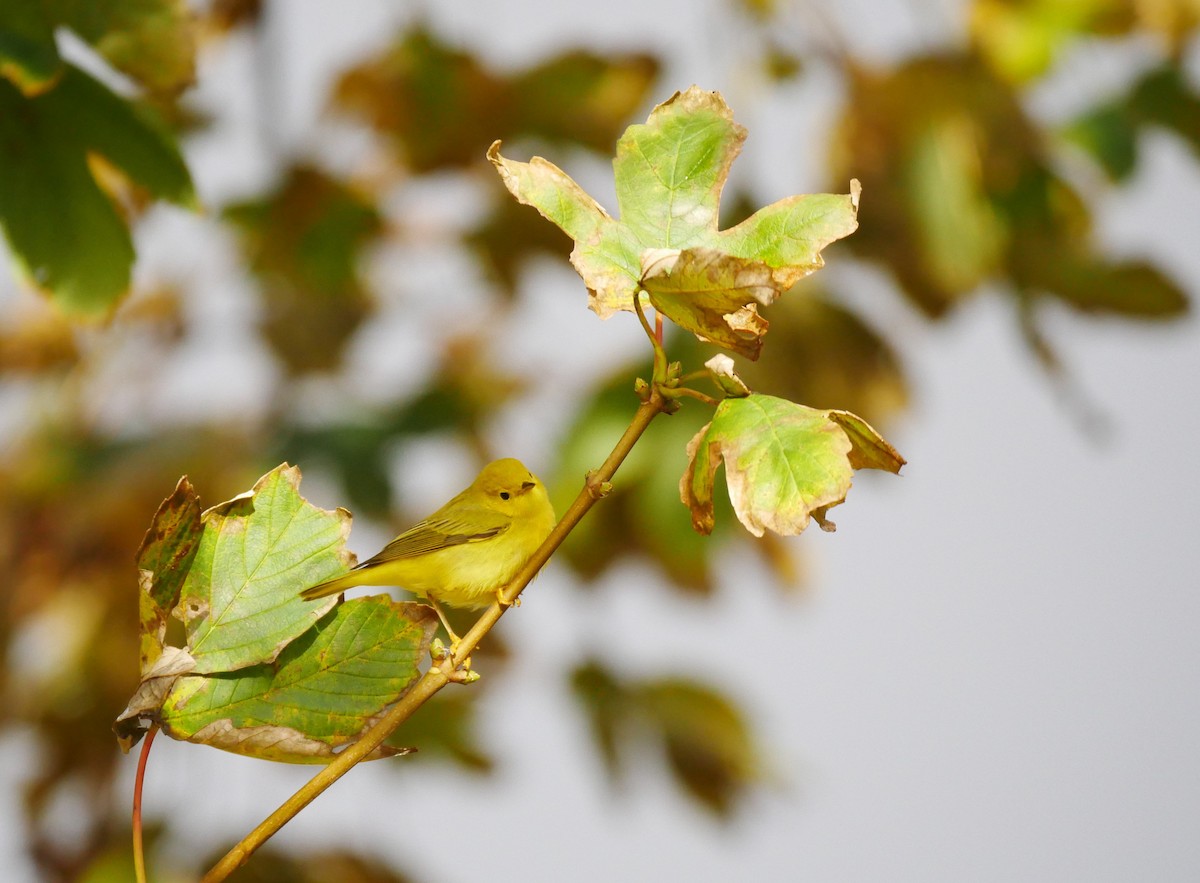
left=114, top=86, right=904, bottom=882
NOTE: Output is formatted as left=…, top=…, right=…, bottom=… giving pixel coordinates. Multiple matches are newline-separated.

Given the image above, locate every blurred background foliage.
left=0, top=0, right=1194, bottom=879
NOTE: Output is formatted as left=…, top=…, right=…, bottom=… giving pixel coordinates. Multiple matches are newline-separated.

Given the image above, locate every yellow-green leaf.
left=682, top=393, right=904, bottom=537
left=180, top=464, right=353, bottom=674
left=161, top=596, right=436, bottom=763
left=490, top=86, right=859, bottom=358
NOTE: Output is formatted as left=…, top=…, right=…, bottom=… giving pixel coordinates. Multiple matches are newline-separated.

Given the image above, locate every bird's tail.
left=299, top=569, right=361, bottom=601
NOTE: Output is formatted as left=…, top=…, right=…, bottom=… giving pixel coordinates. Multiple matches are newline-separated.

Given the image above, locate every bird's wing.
left=359, top=502, right=509, bottom=566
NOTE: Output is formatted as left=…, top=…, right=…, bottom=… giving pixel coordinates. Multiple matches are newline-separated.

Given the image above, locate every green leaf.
left=1129, top=64, right=1200, bottom=162
left=634, top=679, right=758, bottom=817
left=1061, top=102, right=1138, bottom=182
left=385, top=691, right=494, bottom=772
left=570, top=659, right=760, bottom=816
left=552, top=370, right=737, bottom=592
left=970, top=0, right=1133, bottom=83
left=736, top=288, right=909, bottom=423
left=490, top=86, right=860, bottom=359
left=134, top=476, right=202, bottom=675
left=161, top=596, right=437, bottom=763
left=682, top=393, right=904, bottom=537
left=1040, top=258, right=1187, bottom=319
left=0, top=65, right=194, bottom=315
left=45, top=0, right=196, bottom=94
left=225, top=165, right=381, bottom=375
left=332, top=26, right=657, bottom=173
left=180, top=464, right=354, bottom=674
left=570, top=660, right=628, bottom=778
left=0, top=2, right=60, bottom=94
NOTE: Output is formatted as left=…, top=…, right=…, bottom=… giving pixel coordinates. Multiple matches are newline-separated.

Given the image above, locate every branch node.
left=447, top=667, right=481, bottom=685
left=585, top=470, right=613, bottom=500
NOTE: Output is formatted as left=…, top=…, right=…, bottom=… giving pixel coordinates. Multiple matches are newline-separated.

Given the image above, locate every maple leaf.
left=490, top=85, right=860, bottom=359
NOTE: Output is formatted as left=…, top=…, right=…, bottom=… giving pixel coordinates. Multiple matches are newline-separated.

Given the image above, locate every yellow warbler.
left=299, top=458, right=555, bottom=642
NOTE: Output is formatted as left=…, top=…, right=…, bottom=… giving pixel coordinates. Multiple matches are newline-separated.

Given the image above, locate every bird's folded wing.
left=363, top=505, right=509, bottom=564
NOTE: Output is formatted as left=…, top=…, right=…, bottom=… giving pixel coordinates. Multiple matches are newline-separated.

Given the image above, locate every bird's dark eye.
left=499, top=491, right=511, bottom=500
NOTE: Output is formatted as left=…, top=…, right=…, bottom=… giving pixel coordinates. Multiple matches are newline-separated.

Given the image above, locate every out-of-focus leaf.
left=905, top=117, right=1005, bottom=294
left=160, top=596, right=435, bottom=763
left=1062, top=63, right=1200, bottom=182
left=571, top=660, right=628, bottom=778
left=333, top=27, right=505, bottom=172
left=225, top=165, right=381, bottom=374
left=834, top=58, right=1016, bottom=316
left=333, top=25, right=657, bottom=173
left=764, top=47, right=803, bottom=81
left=1061, top=102, right=1138, bottom=181
left=47, top=0, right=196, bottom=94
left=508, top=50, right=660, bottom=154
left=971, top=0, right=1133, bottom=83
left=570, top=659, right=759, bottom=816
left=0, top=307, right=79, bottom=371
left=740, top=288, right=909, bottom=423
left=180, top=464, right=351, bottom=674
left=1031, top=256, right=1187, bottom=318
left=0, top=65, right=194, bottom=315
left=552, top=371, right=735, bottom=592
left=1129, top=64, right=1200, bottom=160
left=492, top=87, right=859, bottom=359
left=635, top=679, right=758, bottom=816
left=0, top=2, right=59, bottom=93
left=276, top=334, right=523, bottom=519
left=683, top=393, right=904, bottom=537
left=466, top=192, right=573, bottom=296
left=386, top=690, right=493, bottom=772
left=204, top=0, right=264, bottom=35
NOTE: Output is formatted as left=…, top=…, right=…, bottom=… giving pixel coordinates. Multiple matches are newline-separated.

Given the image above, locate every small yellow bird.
left=299, top=458, right=556, bottom=644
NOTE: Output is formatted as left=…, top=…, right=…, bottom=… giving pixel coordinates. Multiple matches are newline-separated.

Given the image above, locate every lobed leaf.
left=0, top=65, right=194, bottom=315
left=491, top=86, right=859, bottom=359
left=180, top=464, right=353, bottom=674
left=682, top=394, right=904, bottom=537
left=161, top=596, right=437, bottom=763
